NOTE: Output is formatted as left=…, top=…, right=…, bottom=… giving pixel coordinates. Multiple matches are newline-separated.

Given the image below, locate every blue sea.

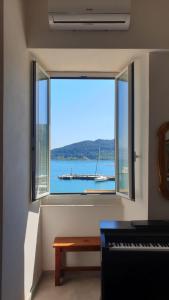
left=50, top=159, right=115, bottom=193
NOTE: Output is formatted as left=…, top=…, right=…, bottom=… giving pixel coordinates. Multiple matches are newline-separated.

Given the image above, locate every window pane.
left=116, top=64, right=135, bottom=199
left=116, top=70, right=129, bottom=195
left=32, top=63, right=50, bottom=200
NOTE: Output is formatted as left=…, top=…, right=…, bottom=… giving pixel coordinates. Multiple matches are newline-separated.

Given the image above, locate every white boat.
left=94, top=147, right=109, bottom=182
left=95, top=175, right=108, bottom=182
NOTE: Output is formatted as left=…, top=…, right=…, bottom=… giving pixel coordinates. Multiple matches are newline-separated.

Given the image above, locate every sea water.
left=50, top=159, right=115, bottom=193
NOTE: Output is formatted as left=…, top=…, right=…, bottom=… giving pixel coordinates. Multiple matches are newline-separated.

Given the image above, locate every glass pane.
left=116, top=70, right=129, bottom=195
left=34, top=65, right=49, bottom=199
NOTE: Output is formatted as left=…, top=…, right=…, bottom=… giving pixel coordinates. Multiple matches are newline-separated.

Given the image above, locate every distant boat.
left=94, top=147, right=108, bottom=182
left=95, top=175, right=108, bottom=182
left=58, top=147, right=114, bottom=181
left=58, top=167, right=73, bottom=179
left=58, top=174, right=73, bottom=180
left=58, top=174, right=115, bottom=181
left=94, top=147, right=109, bottom=182
left=95, top=146, right=101, bottom=176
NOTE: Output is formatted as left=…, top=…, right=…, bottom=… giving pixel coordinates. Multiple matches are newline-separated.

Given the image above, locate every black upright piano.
left=100, top=220, right=169, bottom=300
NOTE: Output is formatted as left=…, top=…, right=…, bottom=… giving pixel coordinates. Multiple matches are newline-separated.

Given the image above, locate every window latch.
left=134, top=151, right=139, bottom=162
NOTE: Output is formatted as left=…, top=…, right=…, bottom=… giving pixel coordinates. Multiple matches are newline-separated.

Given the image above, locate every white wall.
left=148, top=52, right=169, bottom=219
left=2, top=0, right=42, bottom=299
left=41, top=53, right=149, bottom=270
left=27, top=0, right=169, bottom=49
left=24, top=203, right=42, bottom=300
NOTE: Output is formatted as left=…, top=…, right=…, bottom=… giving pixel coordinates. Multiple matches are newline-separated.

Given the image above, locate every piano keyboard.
left=109, top=242, right=169, bottom=251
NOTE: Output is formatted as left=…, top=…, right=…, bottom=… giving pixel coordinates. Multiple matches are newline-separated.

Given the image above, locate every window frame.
left=31, top=67, right=135, bottom=199
left=49, top=75, right=116, bottom=196
left=31, top=61, right=50, bottom=201
left=115, top=63, right=135, bottom=200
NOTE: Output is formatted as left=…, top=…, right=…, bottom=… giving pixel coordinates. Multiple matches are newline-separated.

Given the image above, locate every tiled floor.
left=33, top=271, right=101, bottom=300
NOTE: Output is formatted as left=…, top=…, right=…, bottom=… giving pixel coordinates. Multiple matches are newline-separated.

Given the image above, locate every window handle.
left=134, top=151, right=139, bottom=162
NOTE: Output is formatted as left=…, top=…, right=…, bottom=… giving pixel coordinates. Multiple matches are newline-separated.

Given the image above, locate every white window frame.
left=31, top=61, right=50, bottom=201
left=31, top=66, right=135, bottom=201
left=115, top=63, right=135, bottom=200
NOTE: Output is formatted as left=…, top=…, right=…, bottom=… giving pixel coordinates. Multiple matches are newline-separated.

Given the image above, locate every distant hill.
left=51, top=139, right=115, bottom=160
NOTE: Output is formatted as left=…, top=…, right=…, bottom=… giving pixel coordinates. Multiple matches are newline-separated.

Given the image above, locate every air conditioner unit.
left=48, top=13, right=131, bottom=31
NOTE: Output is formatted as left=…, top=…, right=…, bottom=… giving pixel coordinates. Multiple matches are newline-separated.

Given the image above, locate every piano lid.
left=100, top=220, right=169, bottom=232
left=100, top=220, right=133, bottom=231
left=131, top=220, right=169, bottom=228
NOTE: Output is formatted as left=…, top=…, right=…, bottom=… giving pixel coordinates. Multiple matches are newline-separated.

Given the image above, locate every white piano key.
left=109, top=242, right=169, bottom=251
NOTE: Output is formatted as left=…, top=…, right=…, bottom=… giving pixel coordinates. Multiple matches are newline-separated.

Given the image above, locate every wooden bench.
left=53, top=236, right=100, bottom=285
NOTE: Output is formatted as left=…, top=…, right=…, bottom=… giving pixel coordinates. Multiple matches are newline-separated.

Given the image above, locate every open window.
left=31, top=61, right=50, bottom=201
left=115, top=63, right=135, bottom=200
left=31, top=61, right=135, bottom=200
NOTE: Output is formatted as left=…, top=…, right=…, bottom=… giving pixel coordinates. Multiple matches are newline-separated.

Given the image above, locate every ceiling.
left=30, top=49, right=150, bottom=73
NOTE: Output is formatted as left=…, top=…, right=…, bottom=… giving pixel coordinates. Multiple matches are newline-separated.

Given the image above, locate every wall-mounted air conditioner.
left=48, top=13, right=131, bottom=31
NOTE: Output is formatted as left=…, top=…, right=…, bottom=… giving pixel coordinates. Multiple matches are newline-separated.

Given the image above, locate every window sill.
left=40, top=193, right=121, bottom=207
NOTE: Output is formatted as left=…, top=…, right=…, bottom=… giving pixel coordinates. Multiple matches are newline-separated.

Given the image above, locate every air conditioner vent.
left=48, top=13, right=131, bottom=31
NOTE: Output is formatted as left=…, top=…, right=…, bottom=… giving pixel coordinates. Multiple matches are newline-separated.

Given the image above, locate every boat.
left=94, top=147, right=108, bottom=182
left=58, top=174, right=73, bottom=180
left=95, top=146, right=100, bottom=176
left=95, top=175, right=108, bottom=182
left=58, top=168, right=73, bottom=179
left=58, top=174, right=115, bottom=181
left=58, top=147, right=114, bottom=182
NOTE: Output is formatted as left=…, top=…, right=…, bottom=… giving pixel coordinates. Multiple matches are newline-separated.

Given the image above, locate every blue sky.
left=50, top=79, right=115, bottom=149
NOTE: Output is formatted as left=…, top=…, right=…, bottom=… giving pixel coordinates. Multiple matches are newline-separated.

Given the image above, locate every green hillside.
left=51, top=139, right=115, bottom=160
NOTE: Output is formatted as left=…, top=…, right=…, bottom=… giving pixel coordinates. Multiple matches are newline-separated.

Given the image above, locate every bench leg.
left=61, top=251, right=66, bottom=278
left=55, top=248, right=62, bottom=286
